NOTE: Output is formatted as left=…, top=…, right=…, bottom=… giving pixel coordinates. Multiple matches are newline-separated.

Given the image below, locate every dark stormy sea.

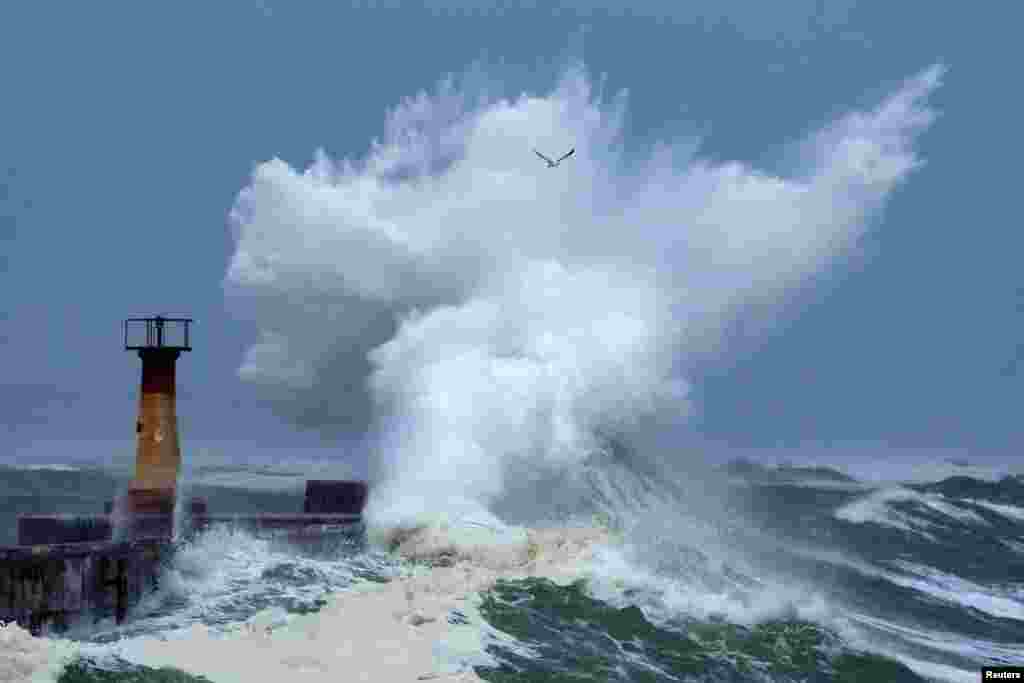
left=2, top=453, right=1022, bottom=683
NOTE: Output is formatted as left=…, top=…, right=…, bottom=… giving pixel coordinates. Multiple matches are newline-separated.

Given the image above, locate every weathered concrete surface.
left=18, top=513, right=175, bottom=545
left=7, top=485, right=365, bottom=633
left=18, top=510, right=364, bottom=546
left=2, top=515, right=364, bottom=633
left=17, top=514, right=113, bottom=546
left=0, top=539, right=168, bottom=634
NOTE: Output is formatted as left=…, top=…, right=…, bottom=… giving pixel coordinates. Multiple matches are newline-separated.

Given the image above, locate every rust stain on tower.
left=124, top=316, right=192, bottom=516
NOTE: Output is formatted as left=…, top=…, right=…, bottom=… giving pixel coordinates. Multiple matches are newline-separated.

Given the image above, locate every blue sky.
left=1, top=2, right=1020, bottom=471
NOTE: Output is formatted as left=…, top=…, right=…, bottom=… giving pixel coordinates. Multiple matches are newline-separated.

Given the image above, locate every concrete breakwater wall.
left=0, top=538, right=168, bottom=634
left=1, top=480, right=369, bottom=635
left=1, top=512, right=366, bottom=635
left=16, top=512, right=365, bottom=546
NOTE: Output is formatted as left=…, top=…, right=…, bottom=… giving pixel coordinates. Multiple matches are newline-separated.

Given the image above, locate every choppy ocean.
left=2, top=454, right=1022, bottom=683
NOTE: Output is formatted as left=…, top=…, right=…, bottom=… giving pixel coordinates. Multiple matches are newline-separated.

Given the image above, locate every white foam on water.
left=843, top=612, right=1024, bottom=682
left=768, top=547, right=1024, bottom=679
left=892, top=657, right=977, bottom=683
left=836, top=618, right=974, bottom=683
left=0, top=622, right=78, bottom=683
left=61, top=523, right=367, bottom=644
left=834, top=488, right=938, bottom=538
left=786, top=544, right=1024, bottom=624
left=37, top=502, right=1019, bottom=683
left=78, top=517, right=615, bottom=682
left=585, top=542, right=836, bottom=629
left=884, top=560, right=1024, bottom=622
left=847, top=611, right=1024, bottom=665
left=969, top=500, right=1024, bottom=523
left=579, top=503, right=842, bottom=630
left=834, top=487, right=990, bottom=538
left=580, top=538, right=995, bottom=683
left=920, top=498, right=990, bottom=526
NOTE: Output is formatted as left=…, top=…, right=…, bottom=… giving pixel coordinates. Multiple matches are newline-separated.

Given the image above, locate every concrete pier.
left=17, top=515, right=114, bottom=546
left=5, top=480, right=367, bottom=633
left=0, top=539, right=168, bottom=634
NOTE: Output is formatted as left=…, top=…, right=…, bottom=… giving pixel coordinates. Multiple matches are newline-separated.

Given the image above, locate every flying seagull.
left=534, top=148, right=575, bottom=168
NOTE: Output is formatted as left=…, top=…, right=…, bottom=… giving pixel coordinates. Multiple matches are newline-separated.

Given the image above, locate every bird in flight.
left=534, top=148, right=575, bottom=168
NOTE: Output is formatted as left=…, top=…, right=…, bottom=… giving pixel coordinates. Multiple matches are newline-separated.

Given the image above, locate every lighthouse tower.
left=124, top=316, right=192, bottom=529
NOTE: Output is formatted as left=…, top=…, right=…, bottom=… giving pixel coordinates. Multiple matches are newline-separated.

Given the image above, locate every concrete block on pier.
left=303, top=480, right=368, bottom=515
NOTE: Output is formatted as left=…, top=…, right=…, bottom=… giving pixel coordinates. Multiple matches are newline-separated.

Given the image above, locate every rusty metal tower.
left=124, top=316, right=192, bottom=517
